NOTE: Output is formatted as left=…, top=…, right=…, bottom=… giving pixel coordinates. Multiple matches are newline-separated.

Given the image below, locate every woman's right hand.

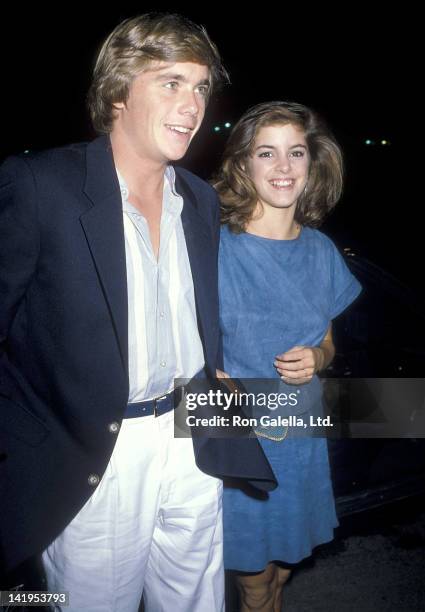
left=216, top=368, right=230, bottom=379
left=274, top=345, right=323, bottom=384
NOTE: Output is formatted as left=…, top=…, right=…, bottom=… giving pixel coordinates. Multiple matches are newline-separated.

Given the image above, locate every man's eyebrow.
left=155, top=72, right=186, bottom=81
left=254, top=144, right=307, bottom=151
left=155, top=72, right=211, bottom=87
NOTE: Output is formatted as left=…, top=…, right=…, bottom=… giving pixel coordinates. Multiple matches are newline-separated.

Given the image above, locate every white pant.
left=42, top=410, right=224, bottom=612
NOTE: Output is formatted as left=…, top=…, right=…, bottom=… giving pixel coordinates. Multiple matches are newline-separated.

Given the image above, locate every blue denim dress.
left=219, top=225, right=362, bottom=571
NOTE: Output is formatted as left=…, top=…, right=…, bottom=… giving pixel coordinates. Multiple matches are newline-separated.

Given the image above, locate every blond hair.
left=87, top=13, right=229, bottom=133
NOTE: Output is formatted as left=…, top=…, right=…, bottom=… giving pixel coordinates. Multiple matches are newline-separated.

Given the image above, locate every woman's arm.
left=274, top=324, right=335, bottom=385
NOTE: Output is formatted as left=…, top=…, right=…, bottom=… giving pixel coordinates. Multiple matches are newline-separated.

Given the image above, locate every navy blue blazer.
left=0, top=135, right=276, bottom=574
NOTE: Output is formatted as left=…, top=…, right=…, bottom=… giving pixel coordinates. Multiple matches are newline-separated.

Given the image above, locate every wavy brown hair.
left=213, top=101, right=344, bottom=232
left=87, top=13, right=229, bottom=134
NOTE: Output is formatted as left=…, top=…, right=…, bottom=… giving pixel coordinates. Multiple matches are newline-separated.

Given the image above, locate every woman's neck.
left=246, top=205, right=300, bottom=240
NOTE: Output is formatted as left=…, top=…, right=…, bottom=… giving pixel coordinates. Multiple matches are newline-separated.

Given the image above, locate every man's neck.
left=111, top=133, right=169, bottom=260
left=110, top=130, right=168, bottom=199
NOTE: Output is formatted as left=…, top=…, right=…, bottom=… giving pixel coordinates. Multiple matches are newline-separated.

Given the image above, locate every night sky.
left=1, top=6, right=419, bottom=296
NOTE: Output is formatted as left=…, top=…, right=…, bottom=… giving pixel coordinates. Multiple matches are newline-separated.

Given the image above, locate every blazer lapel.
left=176, top=171, right=218, bottom=372
left=80, top=135, right=128, bottom=375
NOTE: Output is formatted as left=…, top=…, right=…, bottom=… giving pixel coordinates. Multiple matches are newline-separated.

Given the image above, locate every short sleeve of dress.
left=327, top=237, right=362, bottom=319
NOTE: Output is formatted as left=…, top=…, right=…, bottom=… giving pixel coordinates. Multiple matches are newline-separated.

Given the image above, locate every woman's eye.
left=258, top=151, right=273, bottom=158
left=290, top=150, right=305, bottom=158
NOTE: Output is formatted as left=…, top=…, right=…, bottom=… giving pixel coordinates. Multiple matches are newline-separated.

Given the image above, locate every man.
left=0, top=13, right=275, bottom=611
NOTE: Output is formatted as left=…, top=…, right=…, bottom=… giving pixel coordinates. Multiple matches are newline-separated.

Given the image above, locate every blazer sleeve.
left=212, top=194, right=225, bottom=371
left=0, top=156, right=40, bottom=357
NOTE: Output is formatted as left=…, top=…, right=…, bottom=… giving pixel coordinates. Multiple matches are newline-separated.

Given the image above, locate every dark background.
left=1, top=10, right=424, bottom=605
left=0, top=6, right=420, bottom=297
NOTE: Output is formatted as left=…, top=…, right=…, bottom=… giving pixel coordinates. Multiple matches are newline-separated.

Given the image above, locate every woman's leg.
left=236, top=563, right=277, bottom=612
left=273, top=566, right=291, bottom=612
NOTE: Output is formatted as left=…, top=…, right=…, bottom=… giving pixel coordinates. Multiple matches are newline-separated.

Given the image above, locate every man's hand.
left=215, top=368, right=243, bottom=395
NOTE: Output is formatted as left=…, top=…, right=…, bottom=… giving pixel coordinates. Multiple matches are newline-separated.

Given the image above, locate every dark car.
left=324, top=250, right=425, bottom=516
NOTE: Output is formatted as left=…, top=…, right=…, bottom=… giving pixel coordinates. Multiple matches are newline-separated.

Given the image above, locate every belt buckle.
left=153, top=394, right=168, bottom=417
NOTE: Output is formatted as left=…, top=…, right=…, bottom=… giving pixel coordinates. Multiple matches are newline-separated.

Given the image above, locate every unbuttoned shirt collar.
left=117, top=166, right=182, bottom=265
left=117, top=165, right=182, bottom=217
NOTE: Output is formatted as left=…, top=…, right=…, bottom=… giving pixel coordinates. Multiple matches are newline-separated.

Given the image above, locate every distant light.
left=343, top=247, right=351, bottom=252
left=224, top=122, right=231, bottom=128
left=381, top=139, right=390, bottom=146
left=365, top=139, right=374, bottom=146
left=24, top=150, right=30, bottom=154
left=214, top=126, right=221, bottom=132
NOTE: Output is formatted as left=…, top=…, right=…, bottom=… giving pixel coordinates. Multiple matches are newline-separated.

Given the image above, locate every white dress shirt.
left=118, top=166, right=205, bottom=402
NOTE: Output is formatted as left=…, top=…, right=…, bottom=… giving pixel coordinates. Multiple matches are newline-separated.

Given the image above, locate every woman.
left=214, top=101, right=361, bottom=611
